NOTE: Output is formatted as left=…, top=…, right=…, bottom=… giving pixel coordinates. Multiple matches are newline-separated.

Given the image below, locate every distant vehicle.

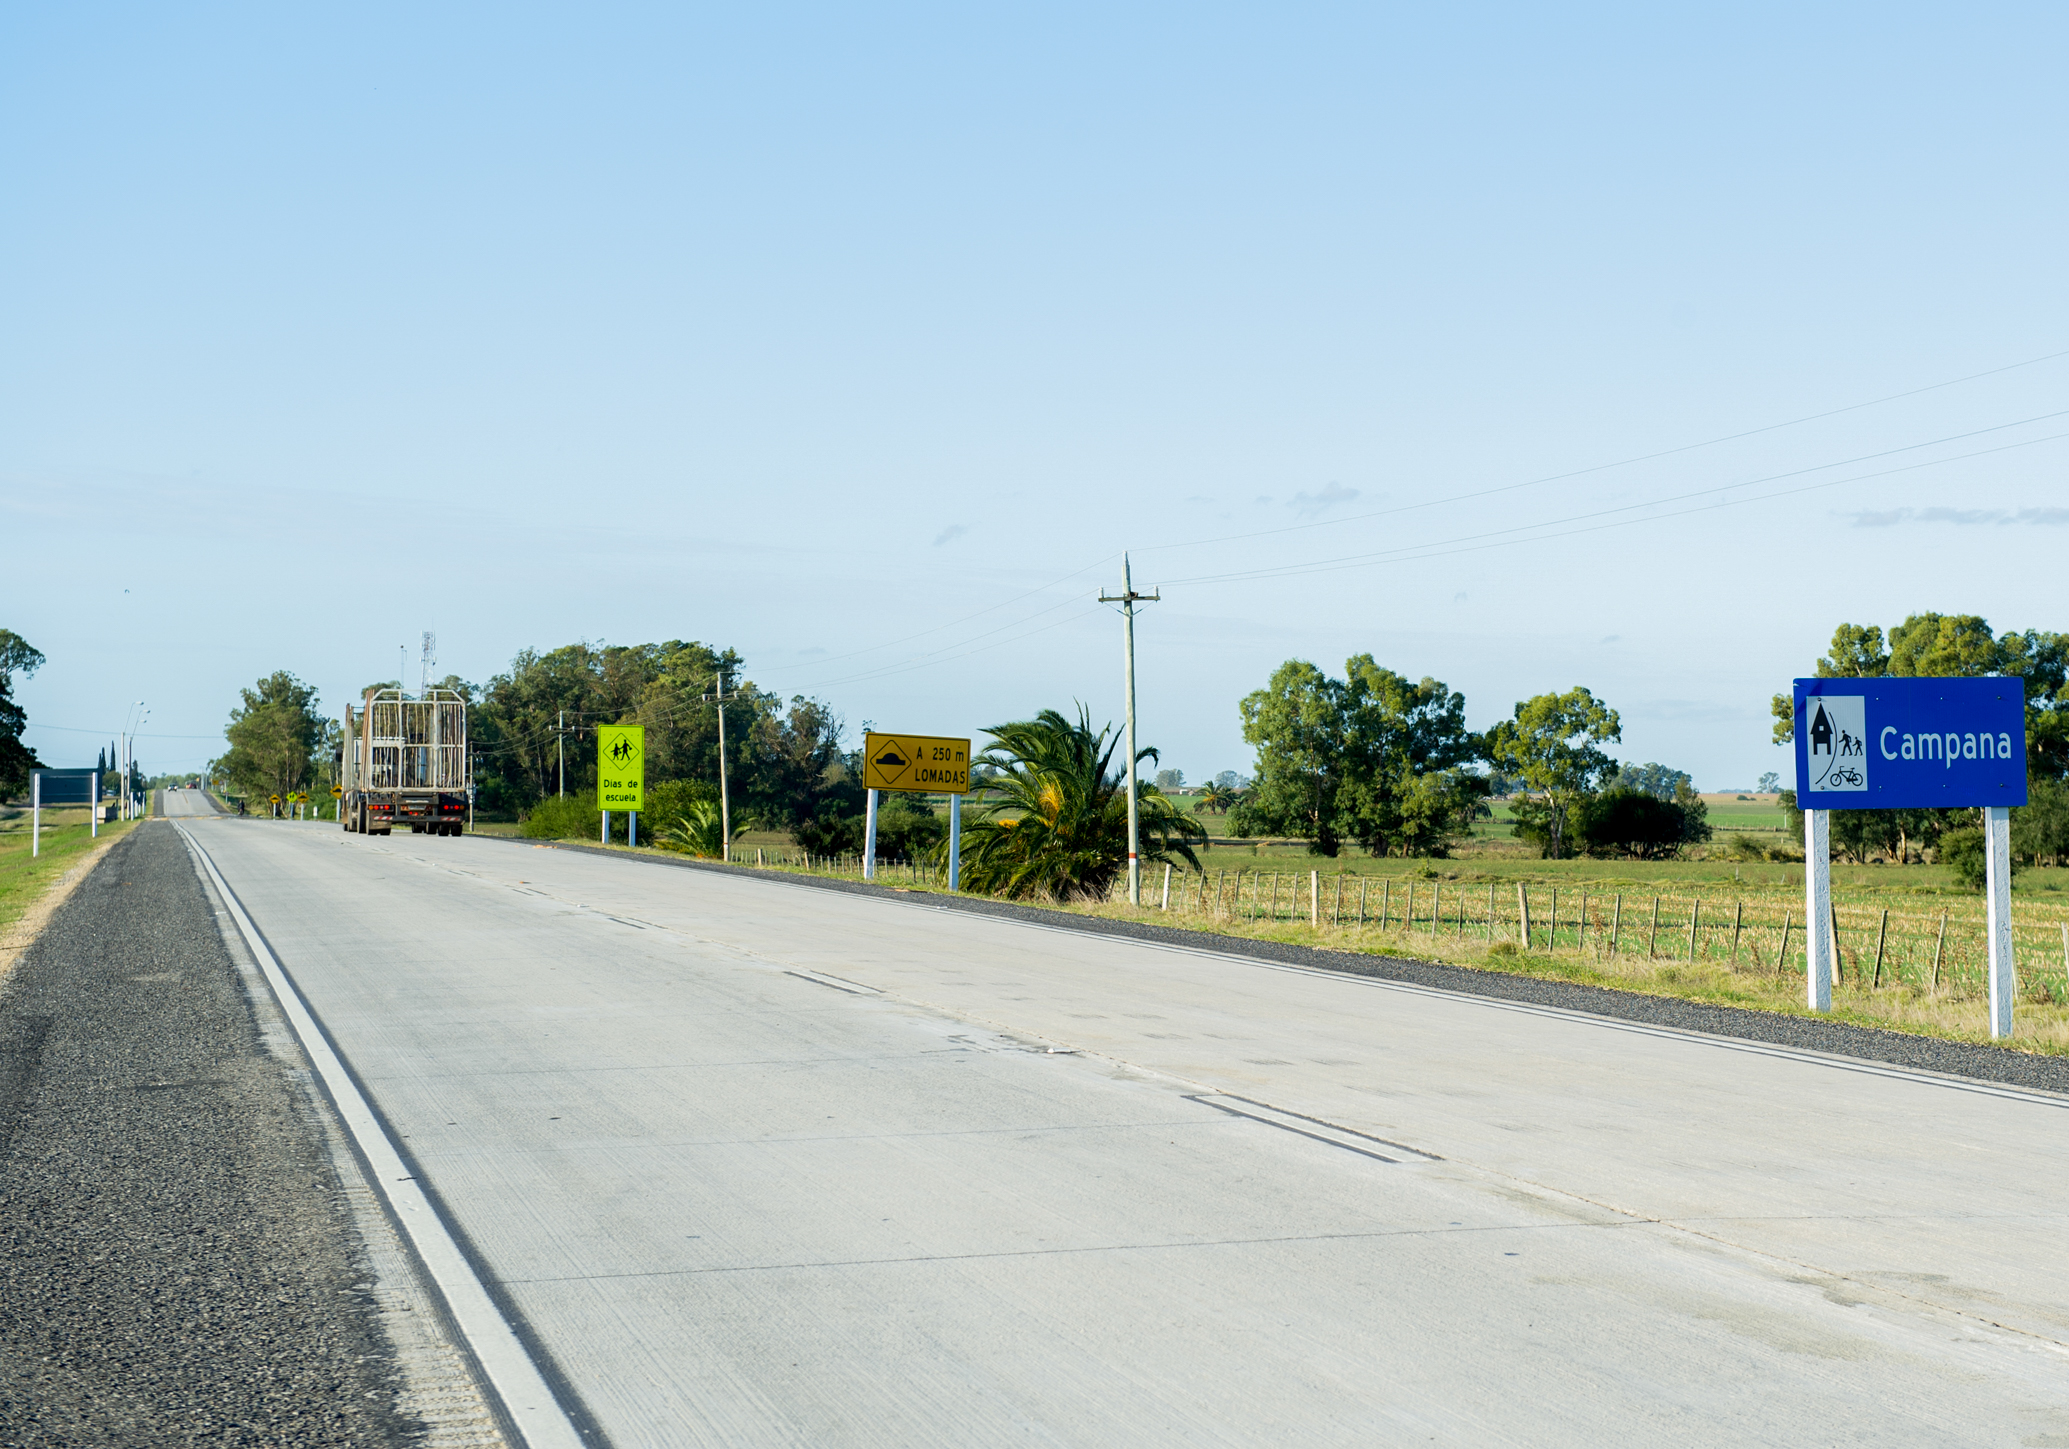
left=340, top=688, right=470, bottom=837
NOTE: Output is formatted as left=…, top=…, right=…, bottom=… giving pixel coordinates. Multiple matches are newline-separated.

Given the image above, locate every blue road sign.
left=1793, top=677, right=2026, bottom=810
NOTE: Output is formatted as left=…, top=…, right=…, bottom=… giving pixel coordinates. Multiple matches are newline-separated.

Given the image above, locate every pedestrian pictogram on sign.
left=863, top=733, right=971, bottom=794
left=597, top=725, right=645, bottom=811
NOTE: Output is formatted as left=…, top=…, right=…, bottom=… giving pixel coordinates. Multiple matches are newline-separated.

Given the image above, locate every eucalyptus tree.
left=1233, top=655, right=1482, bottom=856
left=1483, top=687, right=1621, bottom=859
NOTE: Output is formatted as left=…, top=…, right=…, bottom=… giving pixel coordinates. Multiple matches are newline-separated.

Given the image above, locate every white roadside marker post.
left=947, top=792, right=961, bottom=892
left=90, top=770, right=98, bottom=839
left=30, top=771, right=39, bottom=858
left=1162, top=863, right=1172, bottom=911
left=1985, top=805, right=2015, bottom=1037
left=1804, top=808, right=1832, bottom=1012
left=863, top=788, right=878, bottom=881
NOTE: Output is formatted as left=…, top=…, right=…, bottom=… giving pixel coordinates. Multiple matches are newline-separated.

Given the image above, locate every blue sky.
left=6, top=3, right=2067, bottom=788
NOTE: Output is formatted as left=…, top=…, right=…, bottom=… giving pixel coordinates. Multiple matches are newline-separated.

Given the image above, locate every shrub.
left=873, top=793, right=945, bottom=861
left=1937, top=826, right=2018, bottom=892
left=658, top=799, right=739, bottom=858
left=521, top=792, right=601, bottom=839
left=1569, top=788, right=1705, bottom=860
left=794, top=813, right=863, bottom=856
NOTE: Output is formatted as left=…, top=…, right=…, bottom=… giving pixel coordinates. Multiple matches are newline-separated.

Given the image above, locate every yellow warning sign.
left=598, top=725, right=645, bottom=811
left=863, top=732, right=971, bottom=794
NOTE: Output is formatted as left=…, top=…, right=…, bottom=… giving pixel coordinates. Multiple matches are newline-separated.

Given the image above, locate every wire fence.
left=742, top=851, right=2069, bottom=1007
left=1105, top=866, right=2069, bottom=1004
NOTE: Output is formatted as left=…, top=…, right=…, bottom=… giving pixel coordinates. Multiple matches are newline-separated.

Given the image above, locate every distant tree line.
left=1229, top=656, right=1709, bottom=860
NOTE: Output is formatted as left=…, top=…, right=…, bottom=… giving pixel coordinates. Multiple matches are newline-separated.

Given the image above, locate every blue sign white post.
left=1793, top=677, right=2027, bottom=1035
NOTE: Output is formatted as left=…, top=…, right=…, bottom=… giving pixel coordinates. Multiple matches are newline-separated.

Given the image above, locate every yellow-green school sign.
left=598, top=725, right=644, bottom=811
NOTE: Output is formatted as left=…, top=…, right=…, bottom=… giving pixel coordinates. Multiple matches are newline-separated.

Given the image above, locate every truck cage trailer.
left=341, top=687, right=471, bottom=836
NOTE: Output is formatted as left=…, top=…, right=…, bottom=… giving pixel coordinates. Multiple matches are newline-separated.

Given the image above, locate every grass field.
left=0, top=805, right=141, bottom=945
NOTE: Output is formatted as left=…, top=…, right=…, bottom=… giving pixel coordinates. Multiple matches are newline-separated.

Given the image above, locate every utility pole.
left=701, top=665, right=741, bottom=862
left=1099, top=555, right=1159, bottom=905
left=557, top=709, right=566, bottom=797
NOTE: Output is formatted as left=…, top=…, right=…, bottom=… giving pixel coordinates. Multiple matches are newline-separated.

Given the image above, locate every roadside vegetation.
left=0, top=807, right=144, bottom=959
left=172, top=607, right=2069, bottom=1054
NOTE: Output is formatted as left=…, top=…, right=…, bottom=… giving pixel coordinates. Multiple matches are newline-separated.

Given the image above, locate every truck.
left=341, top=687, right=471, bottom=836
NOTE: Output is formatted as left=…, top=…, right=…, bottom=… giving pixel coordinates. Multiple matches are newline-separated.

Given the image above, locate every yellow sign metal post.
left=597, top=725, right=645, bottom=846
left=860, top=732, right=972, bottom=890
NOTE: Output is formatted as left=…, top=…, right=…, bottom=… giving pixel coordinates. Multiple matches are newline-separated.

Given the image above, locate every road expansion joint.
left=495, top=1217, right=1630, bottom=1288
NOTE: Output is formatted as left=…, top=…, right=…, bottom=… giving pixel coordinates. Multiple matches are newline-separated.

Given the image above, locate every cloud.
left=1452, top=591, right=1468, bottom=604
left=932, top=524, right=968, bottom=546
left=1287, top=482, right=1360, bottom=517
left=1253, top=494, right=1274, bottom=505
left=1847, top=506, right=2069, bottom=528
left=1600, top=634, right=1620, bottom=645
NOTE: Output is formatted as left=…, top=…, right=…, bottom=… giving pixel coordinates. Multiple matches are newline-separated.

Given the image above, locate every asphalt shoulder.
left=0, top=822, right=414, bottom=1445
left=501, top=837, right=2069, bottom=1097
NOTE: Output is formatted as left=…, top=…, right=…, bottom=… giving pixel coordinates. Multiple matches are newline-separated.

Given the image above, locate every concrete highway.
left=171, top=816, right=2069, bottom=1446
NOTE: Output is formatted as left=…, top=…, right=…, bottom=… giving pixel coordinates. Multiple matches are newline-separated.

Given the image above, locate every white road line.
left=174, top=823, right=588, bottom=1449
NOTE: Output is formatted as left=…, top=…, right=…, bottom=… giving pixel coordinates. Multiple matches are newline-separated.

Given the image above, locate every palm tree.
left=1199, top=780, right=1241, bottom=814
left=658, top=798, right=741, bottom=859
left=959, top=706, right=1205, bottom=899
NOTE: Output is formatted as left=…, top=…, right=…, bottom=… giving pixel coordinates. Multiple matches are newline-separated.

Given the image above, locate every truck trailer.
left=341, top=687, right=470, bottom=836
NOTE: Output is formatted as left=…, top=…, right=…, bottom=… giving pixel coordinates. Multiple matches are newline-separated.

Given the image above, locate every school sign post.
left=1792, top=677, right=2026, bottom=1034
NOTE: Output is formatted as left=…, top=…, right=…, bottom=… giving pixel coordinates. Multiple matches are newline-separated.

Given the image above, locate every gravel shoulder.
left=515, top=838, right=2069, bottom=1097
left=0, top=822, right=421, bottom=1446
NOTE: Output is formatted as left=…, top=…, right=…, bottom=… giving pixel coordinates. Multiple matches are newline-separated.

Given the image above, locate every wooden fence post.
left=1872, top=909, right=1889, bottom=988
left=1517, top=884, right=1530, bottom=947
left=1406, top=879, right=1417, bottom=934
left=1932, top=912, right=1948, bottom=989
left=1578, top=894, right=1589, bottom=953
left=1357, top=876, right=1367, bottom=926
left=1688, top=898, right=1700, bottom=961
left=1611, top=894, right=1621, bottom=954
left=1648, top=897, right=1660, bottom=958
left=1731, top=900, right=1743, bottom=967
left=1775, top=913, right=1792, bottom=973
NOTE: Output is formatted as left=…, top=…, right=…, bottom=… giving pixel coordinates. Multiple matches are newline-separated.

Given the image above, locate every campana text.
left=1880, top=727, right=2017, bottom=767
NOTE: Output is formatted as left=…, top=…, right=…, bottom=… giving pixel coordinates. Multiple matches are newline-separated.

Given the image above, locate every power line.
left=1136, top=344, right=2069, bottom=558
left=1167, top=427, right=2069, bottom=586
left=1158, top=407, right=2069, bottom=586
